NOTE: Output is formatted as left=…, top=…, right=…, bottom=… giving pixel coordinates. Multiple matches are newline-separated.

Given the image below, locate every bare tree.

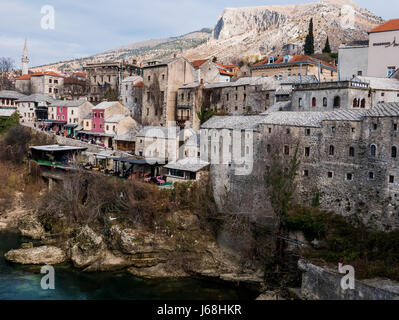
left=0, top=57, right=15, bottom=90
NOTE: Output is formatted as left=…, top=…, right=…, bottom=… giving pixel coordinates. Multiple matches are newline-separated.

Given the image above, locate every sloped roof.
left=164, top=157, right=209, bottom=173
left=115, top=126, right=142, bottom=142
left=201, top=115, right=266, bottom=130
left=191, top=59, right=209, bottom=68
left=366, top=103, right=399, bottom=117
left=281, top=75, right=318, bottom=85
left=184, top=133, right=200, bottom=147
left=31, top=71, right=63, bottom=77
left=16, top=94, right=55, bottom=103
left=91, top=101, right=120, bottom=110
left=252, top=54, right=337, bottom=71
left=122, top=76, right=143, bottom=84
left=261, top=101, right=292, bottom=114
left=0, top=90, right=26, bottom=99
left=105, top=114, right=127, bottom=123
left=50, top=99, right=88, bottom=107
left=369, top=19, right=399, bottom=33
left=136, top=126, right=171, bottom=138
left=16, top=74, right=31, bottom=80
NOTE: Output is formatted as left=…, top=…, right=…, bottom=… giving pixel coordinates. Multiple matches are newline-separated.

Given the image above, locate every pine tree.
left=322, top=36, right=331, bottom=54
left=304, top=18, right=314, bottom=56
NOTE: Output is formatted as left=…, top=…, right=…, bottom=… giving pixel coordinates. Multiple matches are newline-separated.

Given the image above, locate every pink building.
left=91, top=108, right=105, bottom=133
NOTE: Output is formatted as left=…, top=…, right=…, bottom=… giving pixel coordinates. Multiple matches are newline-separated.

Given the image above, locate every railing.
left=176, top=116, right=190, bottom=121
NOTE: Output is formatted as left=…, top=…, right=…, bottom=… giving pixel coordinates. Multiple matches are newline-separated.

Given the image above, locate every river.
left=0, top=231, right=257, bottom=300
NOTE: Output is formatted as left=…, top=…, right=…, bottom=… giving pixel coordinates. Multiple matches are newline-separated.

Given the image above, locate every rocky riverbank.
left=2, top=207, right=266, bottom=293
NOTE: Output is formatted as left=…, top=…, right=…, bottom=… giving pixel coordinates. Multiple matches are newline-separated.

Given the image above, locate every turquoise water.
left=0, top=231, right=257, bottom=300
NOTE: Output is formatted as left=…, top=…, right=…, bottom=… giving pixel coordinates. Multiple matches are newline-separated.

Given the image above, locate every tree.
left=263, top=131, right=300, bottom=273
left=197, top=107, right=215, bottom=125
left=0, top=57, right=14, bottom=90
left=322, top=36, right=331, bottom=54
left=304, top=18, right=315, bottom=56
left=103, top=88, right=119, bottom=101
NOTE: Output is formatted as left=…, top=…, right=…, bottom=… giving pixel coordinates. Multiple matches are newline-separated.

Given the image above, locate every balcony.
left=176, top=115, right=190, bottom=121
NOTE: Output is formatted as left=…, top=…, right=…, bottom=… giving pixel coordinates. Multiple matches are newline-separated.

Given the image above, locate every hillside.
left=31, top=0, right=383, bottom=72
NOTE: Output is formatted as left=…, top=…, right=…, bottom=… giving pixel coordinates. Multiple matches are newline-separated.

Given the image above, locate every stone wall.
left=298, top=260, right=399, bottom=300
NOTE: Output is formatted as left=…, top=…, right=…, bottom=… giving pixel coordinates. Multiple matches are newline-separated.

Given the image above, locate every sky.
left=0, top=0, right=395, bottom=68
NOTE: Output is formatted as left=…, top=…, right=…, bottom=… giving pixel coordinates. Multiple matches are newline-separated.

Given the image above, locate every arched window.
left=371, top=144, right=377, bottom=157
left=353, top=98, right=358, bottom=108
left=361, top=99, right=366, bottom=108
left=334, top=96, right=341, bottom=108
left=329, top=145, right=335, bottom=156
left=323, top=97, right=327, bottom=107
left=349, top=147, right=355, bottom=157
left=392, top=146, right=397, bottom=158
left=312, top=97, right=317, bottom=107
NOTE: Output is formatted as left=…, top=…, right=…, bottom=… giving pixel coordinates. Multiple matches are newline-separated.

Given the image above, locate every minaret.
left=21, top=39, right=29, bottom=75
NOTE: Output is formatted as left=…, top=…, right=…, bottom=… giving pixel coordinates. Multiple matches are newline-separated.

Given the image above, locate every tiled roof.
left=369, top=19, right=399, bottom=33
left=74, top=72, right=87, bottom=78
left=134, top=81, right=143, bottom=87
left=201, top=115, right=266, bottom=130
left=136, top=126, right=171, bottom=138
left=115, top=126, right=142, bottom=142
left=0, top=90, right=26, bottom=99
left=16, top=94, right=55, bottom=103
left=122, top=76, right=143, bottom=84
left=50, top=99, right=88, bottom=107
left=366, top=103, right=399, bottom=117
left=91, top=101, right=120, bottom=110
left=191, top=59, right=208, bottom=68
left=31, top=71, right=63, bottom=77
left=16, top=74, right=31, bottom=80
left=164, top=157, right=209, bottom=173
left=261, top=101, right=291, bottom=114
left=252, top=54, right=337, bottom=71
left=105, top=114, right=127, bottom=123
left=281, top=75, right=318, bottom=85
left=218, top=68, right=234, bottom=76
left=180, top=82, right=201, bottom=89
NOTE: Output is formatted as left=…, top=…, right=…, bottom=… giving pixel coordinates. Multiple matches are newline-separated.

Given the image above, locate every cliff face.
left=184, top=0, right=383, bottom=62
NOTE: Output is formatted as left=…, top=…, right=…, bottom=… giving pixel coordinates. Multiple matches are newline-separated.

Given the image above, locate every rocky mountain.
left=31, top=0, right=383, bottom=72
left=31, top=28, right=212, bottom=73
left=183, top=0, right=383, bottom=63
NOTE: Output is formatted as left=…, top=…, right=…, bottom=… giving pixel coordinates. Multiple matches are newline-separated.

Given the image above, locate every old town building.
left=120, top=76, right=143, bottom=120
left=15, top=71, right=64, bottom=99
left=251, top=54, right=337, bottom=82
left=63, top=72, right=88, bottom=100
left=141, top=57, right=195, bottom=127
left=85, top=61, right=142, bottom=103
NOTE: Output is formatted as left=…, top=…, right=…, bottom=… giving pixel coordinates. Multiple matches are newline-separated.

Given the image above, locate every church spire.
left=22, top=39, right=29, bottom=75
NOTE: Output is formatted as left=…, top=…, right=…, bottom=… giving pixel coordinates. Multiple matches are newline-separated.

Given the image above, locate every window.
left=162, top=74, right=165, bottom=80
left=371, top=144, right=377, bottom=156
left=329, top=145, right=335, bottom=156
left=266, top=94, right=270, bottom=100
left=93, top=124, right=96, bottom=129
left=49, top=79, right=52, bottom=83
left=389, top=175, right=395, bottom=184
left=299, top=98, right=303, bottom=107
left=243, top=94, right=246, bottom=101
left=392, top=146, right=397, bottom=158
left=357, top=71, right=363, bottom=76
left=381, top=92, right=385, bottom=97
left=349, top=147, right=355, bottom=157
left=312, top=97, right=316, bottom=107
left=373, top=123, right=378, bottom=130
left=181, top=94, right=184, bottom=101
left=284, top=145, right=289, bottom=155
left=394, top=123, right=398, bottom=131
left=305, top=147, right=310, bottom=157
left=286, top=128, right=290, bottom=134
left=226, top=94, right=229, bottom=101
left=106, top=125, right=109, bottom=130
left=323, top=97, right=327, bottom=107
left=148, top=76, right=151, bottom=81
left=332, top=126, right=336, bottom=133
left=305, top=129, right=311, bottom=136
left=235, top=94, right=238, bottom=101
left=303, top=170, right=309, bottom=177
left=328, top=172, right=333, bottom=178
left=267, top=144, right=271, bottom=153
left=361, top=99, right=366, bottom=108
left=369, top=172, right=375, bottom=180
left=333, top=96, right=340, bottom=108
left=147, top=92, right=150, bottom=101
left=353, top=98, right=358, bottom=108
left=49, top=88, right=52, bottom=93
left=268, top=128, right=272, bottom=133
left=346, top=173, right=353, bottom=181
left=86, top=121, right=89, bottom=127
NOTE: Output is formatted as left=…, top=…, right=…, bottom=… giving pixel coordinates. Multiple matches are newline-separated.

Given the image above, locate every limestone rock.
left=70, top=225, right=105, bottom=268
left=4, top=246, right=67, bottom=265
left=18, top=215, right=45, bottom=240
left=127, top=263, right=188, bottom=279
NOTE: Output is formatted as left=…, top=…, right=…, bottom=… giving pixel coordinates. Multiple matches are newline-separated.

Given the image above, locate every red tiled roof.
left=191, top=59, right=208, bottom=68
left=31, top=71, right=63, bottom=77
left=74, top=72, right=87, bottom=78
left=16, top=74, right=31, bottom=80
left=134, top=81, right=143, bottom=87
left=253, top=54, right=337, bottom=70
left=217, top=68, right=234, bottom=76
left=370, top=19, right=399, bottom=33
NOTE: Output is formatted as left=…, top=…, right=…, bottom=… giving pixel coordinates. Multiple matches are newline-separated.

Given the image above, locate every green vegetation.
left=0, top=112, right=19, bottom=135
left=304, top=18, right=315, bottom=55
left=197, top=108, right=216, bottom=125
left=285, top=206, right=399, bottom=280
left=322, top=36, right=332, bottom=54
left=104, top=88, right=119, bottom=101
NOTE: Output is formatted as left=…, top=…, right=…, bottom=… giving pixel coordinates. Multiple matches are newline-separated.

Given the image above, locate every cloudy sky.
left=0, top=0, right=394, bottom=68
